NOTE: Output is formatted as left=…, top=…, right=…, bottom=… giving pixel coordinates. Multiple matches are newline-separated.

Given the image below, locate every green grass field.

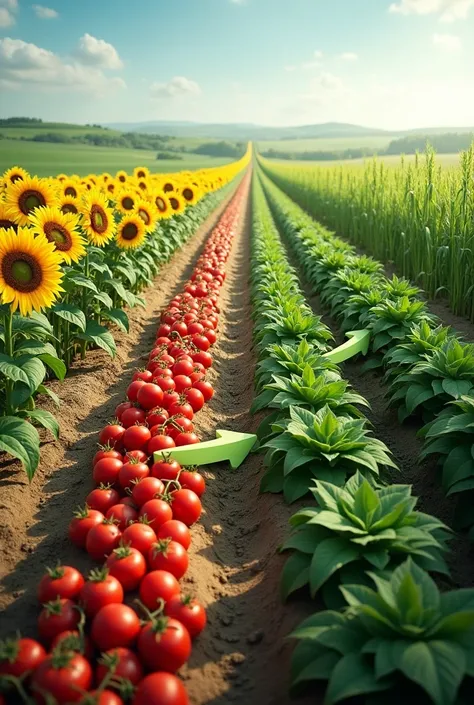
left=269, top=152, right=462, bottom=169
left=257, top=135, right=397, bottom=153
left=0, top=140, right=232, bottom=178
left=0, top=125, right=122, bottom=139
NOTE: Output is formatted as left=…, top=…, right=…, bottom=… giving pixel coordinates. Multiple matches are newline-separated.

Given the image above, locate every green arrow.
left=322, top=329, right=370, bottom=364
left=155, top=429, right=258, bottom=470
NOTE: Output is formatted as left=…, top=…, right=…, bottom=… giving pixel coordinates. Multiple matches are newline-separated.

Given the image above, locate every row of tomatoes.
left=0, top=179, right=249, bottom=705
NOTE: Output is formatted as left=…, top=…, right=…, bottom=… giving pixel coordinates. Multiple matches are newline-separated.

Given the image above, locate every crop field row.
left=2, top=148, right=474, bottom=705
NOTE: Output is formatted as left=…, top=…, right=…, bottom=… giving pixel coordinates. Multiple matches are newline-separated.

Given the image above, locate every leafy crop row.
left=251, top=173, right=474, bottom=705
left=258, top=166, right=474, bottom=534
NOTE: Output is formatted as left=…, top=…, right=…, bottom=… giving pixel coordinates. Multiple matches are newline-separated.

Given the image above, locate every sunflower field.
left=0, top=150, right=250, bottom=481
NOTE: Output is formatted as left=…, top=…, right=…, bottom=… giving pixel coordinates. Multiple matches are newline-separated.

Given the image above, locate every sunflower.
left=116, top=189, right=139, bottom=214
left=133, top=199, right=159, bottom=233
left=134, top=166, right=150, bottom=180
left=60, top=178, right=81, bottom=200
left=79, top=191, right=115, bottom=246
left=56, top=173, right=68, bottom=182
left=59, top=195, right=79, bottom=216
left=29, top=206, right=87, bottom=264
left=162, top=179, right=176, bottom=193
left=136, top=179, right=149, bottom=192
left=116, top=170, right=128, bottom=185
left=181, top=184, right=200, bottom=205
left=3, top=166, right=29, bottom=187
left=0, top=227, right=64, bottom=316
left=106, top=181, right=117, bottom=196
left=154, top=191, right=172, bottom=218
left=4, top=176, right=58, bottom=227
left=0, top=201, right=18, bottom=232
left=169, top=193, right=186, bottom=216
left=116, top=214, right=147, bottom=249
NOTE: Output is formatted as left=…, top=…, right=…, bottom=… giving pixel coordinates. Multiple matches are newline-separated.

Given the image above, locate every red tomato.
left=125, top=449, right=149, bottom=463
left=203, top=328, right=217, bottom=345
left=161, top=390, right=180, bottom=409
left=184, top=388, right=205, bottom=412
left=148, top=540, right=189, bottom=580
left=156, top=376, right=176, bottom=393
left=171, top=360, right=194, bottom=377
left=138, top=618, right=191, bottom=673
left=121, top=407, right=147, bottom=428
left=139, top=571, right=180, bottom=611
left=151, top=458, right=181, bottom=481
left=31, top=653, right=92, bottom=704
left=118, top=460, right=150, bottom=490
left=148, top=434, right=176, bottom=455
left=91, top=604, right=141, bottom=651
left=132, top=477, right=165, bottom=507
left=192, top=350, right=212, bottom=369
left=80, top=690, right=123, bottom=705
left=179, top=470, right=206, bottom=497
left=106, top=545, right=147, bottom=591
left=0, top=637, right=46, bottom=678
left=105, top=504, right=138, bottom=531
left=122, top=521, right=157, bottom=556
left=157, top=520, right=191, bottom=550
left=132, top=672, right=189, bottom=705
left=123, top=425, right=151, bottom=452
left=137, top=383, right=164, bottom=411
left=86, top=484, right=121, bottom=514
left=164, top=595, right=207, bottom=638
left=175, top=432, right=200, bottom=447
left=86, top=520, right=122, bottom=561
left=171, top=321, right=188, bottom=337
left=147, top=407, right=169, bottom=427
left=187, top=322, right=204, bottom=336
left=37, top=598, right=80, bottom=644
left=68, top=507, right=104, bottom=548
left=166, top=417, right=194, bottom=440
left=51, top=630, right=94, bottom=659
left=127, top=380, right=146, bottom=402
left=115, top=401, right=133, bottom=421
left=173, top=375, right=192, bottom=393
left=38, top=566, right=85, bottom=603
left=191, top=334, right=210, bottom=352
left=139, top=498, right=173, bottom=530
left=99, top=424, right=125, bottom=450
left=79, top=569, right=124, bottom=617
left=133, top=370, right=153, bottom=383
left=96, top=647, right=143, bottom=688
left=93, top=457, right=123, bottom=486
left=192, top=380, right=214, bottom=402
left=157, top=324, right=171, bottom=338
left=93, top=448, right=123, bottom=466
left=167, top=401, right=194, bottom=421
left=170, top=489, right=202, bottom=526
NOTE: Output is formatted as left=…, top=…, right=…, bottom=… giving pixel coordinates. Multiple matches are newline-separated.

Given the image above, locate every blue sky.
left=0, top=0, right=473, bottom=129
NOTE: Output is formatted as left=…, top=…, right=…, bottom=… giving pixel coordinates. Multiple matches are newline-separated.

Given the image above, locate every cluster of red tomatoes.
left=0, top=182, right=248, bottom=705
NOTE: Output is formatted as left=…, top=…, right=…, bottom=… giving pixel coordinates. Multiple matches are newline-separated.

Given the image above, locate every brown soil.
left=0, top=182, right=313, bottom=705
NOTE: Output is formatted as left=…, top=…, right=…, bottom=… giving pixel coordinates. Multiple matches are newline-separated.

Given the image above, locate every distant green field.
left=0, top=140, right=232, bottom=178
left=270, top=152, right=462, bottom=169
left=258, top=135, right=397, bottom=153
left=0, top=124, right=122, bottom=139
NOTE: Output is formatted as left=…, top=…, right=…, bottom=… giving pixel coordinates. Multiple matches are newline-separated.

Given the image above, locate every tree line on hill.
left=259, top=132, right=474, bottom=161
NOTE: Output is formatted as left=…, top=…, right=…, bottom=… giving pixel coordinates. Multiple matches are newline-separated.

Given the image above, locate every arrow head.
left=346, top=329, right=370, bottom=356
left=216, top=429, right=258, bottom=469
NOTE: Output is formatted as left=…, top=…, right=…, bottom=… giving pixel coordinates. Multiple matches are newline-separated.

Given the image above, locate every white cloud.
left=284, top=65, right=297, bottom=72
left=389, top=0, right=474, bottom=21
left=76, top=33, right=123, bottom=69
left=340, top=52, right=358, bottom=61
left=0, top=0, right=18, bottom=27
left=32, top=5, right=58, bottom=19
left=314, top=50, right=323, bottom=59
left=151, top=76, right=201, bottom=99
left=432, top=32, right=462, bottom=49
left=0, top=37, right=126, bottom=93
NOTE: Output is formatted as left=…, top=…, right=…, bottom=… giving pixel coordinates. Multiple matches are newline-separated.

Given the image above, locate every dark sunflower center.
left=61, top=203, right=78, bottom=215
left=163, top=183, right=173, bottom=193
left=2, top=251, right=43, bottom=293
left=0, top=219, right=17, bottom=231
left=122, top=223, right=139, bottom=240
left=138, top=209, right=150, bottom=224
left=169, top=198, right=179, bottom=210
left=19, top=189, right=46, bottom=215
left=183, top=188, right=194, bottom=201
left=138, top=182, right=147, bottom=191
left=122, top=197, right=134, bottom=210
left=65, top=187, right=77, bottom=197
left=137, top=171, right=145, bottom=178
left=119, top=175, right=126, bottom=182
left=155, top=197, right=166, bottom=212
left=107, top=184, right=115, bottom=193
left=11, top=174, right=23, bottom=184
left=90, top=205, right=108, bottom=234
left=44, top=222, right=72, bottom=251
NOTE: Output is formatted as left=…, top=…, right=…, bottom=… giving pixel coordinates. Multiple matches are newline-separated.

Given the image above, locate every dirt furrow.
left=0, top=189, right=238, bottom=635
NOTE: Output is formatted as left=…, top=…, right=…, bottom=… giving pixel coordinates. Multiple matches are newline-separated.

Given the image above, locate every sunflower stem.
left=4, top=307, right=14, bottom=415
left=80, top=253, right=89, bottom=360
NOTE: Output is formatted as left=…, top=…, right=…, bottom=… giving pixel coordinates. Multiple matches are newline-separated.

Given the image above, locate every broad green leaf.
left=281, top=552, right=311, bottom=600
left=325, top=653, right=388, bottom=704
left=400, top=641, right=465, bottom=705
left=39, top=354, right=66, bottom=381
left=37, top=383, right=60, bottom=406
left=0, top=354, right=29, bottom=384
left=76, top=321, right=116, bottom=359
left=0, top=416, right=40, bottom=481
left=102, top=308, right=130, bottom=334
left=18, top=409, right=59, bottom=439
left=52, top=304, right=86, bottom=332
left=310, top=538, right=359, bottom=595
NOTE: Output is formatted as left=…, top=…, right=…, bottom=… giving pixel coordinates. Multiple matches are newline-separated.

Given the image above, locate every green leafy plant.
left=261, top=405, right=396, bottom=503
left=254, top=339, right=338, bottom=392
left=280, top=472, right=450, bottom=606
left=290, top=559, right=474, bottom=705
left=383, top=321, right=452, bottom=383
